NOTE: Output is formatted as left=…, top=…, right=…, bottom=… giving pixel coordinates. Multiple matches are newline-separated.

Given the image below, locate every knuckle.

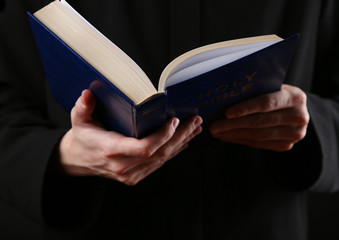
left=298, top=112, right=310, bottom=126
left=160, top=146, right=171, bottom=157
left=110, top=165, right=128, bottom=175
left=150, top=149, right=167, bottom=166
left=292, top=89, right=307, bottom=105
left=252, top=114, right=274, bottom=128
left=252, top=115, right=264, bottom=128
left=105, top=161, right=133, bottom=176
left=261, top=95, right=278, bottom=111
left=99, top=141, right=118, bottom=159
left=100, top=147, right=111, bottom=159
left=156, top=159, right=166, bottom=169
left=292, top=132, right=304, bottom=142
left=134, top=142, right=155, bottom=157
left=156, top=150, right=168, bottom=164
left=137, top=146, right=154, bottom=158
left=290, top=109, right=309, bottom=126
left=156, top=158, right=165, bottom=167
left=293, top=127, right=307, bottom=142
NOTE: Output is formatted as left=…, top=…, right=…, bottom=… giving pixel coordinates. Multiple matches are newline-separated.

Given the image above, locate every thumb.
left=71, top=89, right=96, bottom=125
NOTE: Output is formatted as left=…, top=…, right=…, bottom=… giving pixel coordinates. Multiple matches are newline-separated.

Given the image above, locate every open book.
left=28, top=0, right=299, bottom=138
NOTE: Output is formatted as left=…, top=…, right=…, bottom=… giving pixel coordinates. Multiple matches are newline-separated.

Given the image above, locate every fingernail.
left=172, top=118, right=180, bottom=129
left=193, top=116, right=203, bottom=128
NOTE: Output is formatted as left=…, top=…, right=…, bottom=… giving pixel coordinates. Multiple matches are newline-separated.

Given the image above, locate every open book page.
left=164, top=40, right=280, bottom=88
left=158, top=34, right=281, bottom=91
left=59, top=0, right=153, bottom=89
left=35, top=0, right=156, bottom=104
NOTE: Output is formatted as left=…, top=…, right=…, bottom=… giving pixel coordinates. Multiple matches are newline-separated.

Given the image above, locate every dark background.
left=1, top=192, right=339, bottom=239
left=308, top=192, right=339, bottom=240
left=0, top=0, right=338, bottom=239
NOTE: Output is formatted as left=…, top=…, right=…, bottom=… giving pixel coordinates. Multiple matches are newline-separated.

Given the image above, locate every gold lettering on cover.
left=216, top=92, right=229, bottom=103
left=241, top=82, right=254, bottom=93
left=199, top=90, right=212, bottom=100
left=142, top=105, right=160, bottom=116
left=197, top=100, right=209, bottom=109
left=245, top=71, right=258, bottom=81
left=197, top=92, right=230, bottom=110
left=232, top=79, right=242, bottom=87
left=197, top=71, right=258, bottom=110
left=215, top=84, right=229, bottom=93
left=230, top=89, right=240, bottom=97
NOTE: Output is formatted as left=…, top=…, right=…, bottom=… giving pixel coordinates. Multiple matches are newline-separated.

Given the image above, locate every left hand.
left=209, top=84, right=310, bottom=151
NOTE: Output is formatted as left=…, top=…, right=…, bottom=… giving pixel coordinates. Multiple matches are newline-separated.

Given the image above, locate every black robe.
left=0, top=0, right=338, bottom=239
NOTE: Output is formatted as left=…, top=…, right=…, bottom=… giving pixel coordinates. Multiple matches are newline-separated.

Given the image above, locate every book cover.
left=27, top=12, right=299, bottom=138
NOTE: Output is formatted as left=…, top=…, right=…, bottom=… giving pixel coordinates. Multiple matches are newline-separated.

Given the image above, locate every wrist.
left=57, top=129, right=76, bottom=175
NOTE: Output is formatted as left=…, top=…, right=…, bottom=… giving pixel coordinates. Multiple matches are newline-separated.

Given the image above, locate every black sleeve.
left=0, top=0, right=105, bottom=230
left=267, top=0, right=339, bottom=193
left=305, top=0, right=339, bottom=192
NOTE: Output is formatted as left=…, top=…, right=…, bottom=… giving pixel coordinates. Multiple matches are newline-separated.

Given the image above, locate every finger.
left=183, top=125, right=203, bottom=145
left=106, top=121, right=203, bottom=175
left=225, top=85, right=307, bottom=118
left=210, top=108, right=309, bottom=134
left=168, top=115, right=203, bottom=145
left=116, top=116, right=201, bottom=158
left=106, top=157, right=164, bottom=185
left=157, top=116, right=202, bottom=158
left=94, top=117, right=192, bottom=175
left=118, top=143, right=189, bottom=186
left=122, top=158, right=170, bottom=185
left=104, top=118, right=180, bottom=158
left=216, top=138, right=294, bottom=152
left=213, top=125, right=307, bottom=142
left=71, top=89, right=96, bottom=125
left=173, top=125, right=203, bottom=151
left=154, top=124, right=203, bottom=165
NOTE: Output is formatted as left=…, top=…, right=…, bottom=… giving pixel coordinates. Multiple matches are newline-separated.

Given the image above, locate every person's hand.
left=58, top=90, right=203, bottom=185
left=209, top=84, right=309, bottom=151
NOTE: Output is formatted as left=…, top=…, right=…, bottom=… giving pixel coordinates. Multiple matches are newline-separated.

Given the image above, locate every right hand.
left=58, top=90, right=203, bottom=185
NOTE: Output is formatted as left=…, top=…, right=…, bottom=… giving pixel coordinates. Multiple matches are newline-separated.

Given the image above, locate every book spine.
left=134, top=94, right=167, bottom=138
left=88, top=79, right=137, bottom=137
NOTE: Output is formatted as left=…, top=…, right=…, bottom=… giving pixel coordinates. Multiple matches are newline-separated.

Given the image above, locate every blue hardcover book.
left=28, top=0, right=299, bottom=138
